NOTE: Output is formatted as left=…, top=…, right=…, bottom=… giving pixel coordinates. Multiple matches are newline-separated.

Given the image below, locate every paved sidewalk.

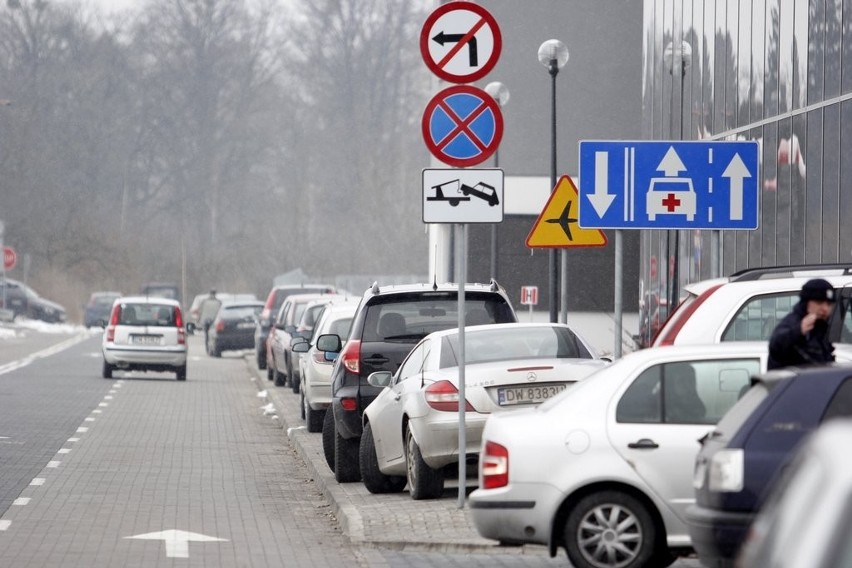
left=247, top=360, right=550, bottom=557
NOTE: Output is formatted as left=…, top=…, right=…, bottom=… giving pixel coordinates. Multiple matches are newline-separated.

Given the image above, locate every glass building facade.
left=639, top=0, right=852, bottom=346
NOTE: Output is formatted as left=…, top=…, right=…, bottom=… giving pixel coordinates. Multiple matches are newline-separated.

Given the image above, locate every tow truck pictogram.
left=427, top=179, right=500, bottom=207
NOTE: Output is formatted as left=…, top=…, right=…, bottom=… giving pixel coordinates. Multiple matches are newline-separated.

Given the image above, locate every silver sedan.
left=359, top=322, right=609, bottom=500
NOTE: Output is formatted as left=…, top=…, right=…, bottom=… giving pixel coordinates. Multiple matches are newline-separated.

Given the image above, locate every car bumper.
left=304, top=377, right=332, bottom=409
left=468, top=482, right=561, bottom=546
left=411, top=413, right=487, bottom=469
left=103, top=345, right=187, bottom=367
left=214, top=333, right=255, bottom=351
left=685, top=504, right=754, bottom=564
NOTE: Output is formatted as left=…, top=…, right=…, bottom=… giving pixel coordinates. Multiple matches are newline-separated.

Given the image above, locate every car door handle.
left=627, top=438, right=659, bottom=449
left=363, top=355, right=390, bottom=365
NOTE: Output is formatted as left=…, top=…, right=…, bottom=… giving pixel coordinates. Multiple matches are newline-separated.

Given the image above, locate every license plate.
left=237, top=322, right=255, bottom=329
left=497, top=383, right=567, bottom=406
left=131, top=335, right=161, bottom=346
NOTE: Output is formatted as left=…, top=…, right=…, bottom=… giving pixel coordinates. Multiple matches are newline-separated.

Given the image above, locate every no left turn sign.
left=420, top=2, right=502, bottom=84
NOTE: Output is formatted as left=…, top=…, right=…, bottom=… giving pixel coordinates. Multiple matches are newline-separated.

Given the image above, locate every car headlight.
left=708, top=449, right=744, bottom=492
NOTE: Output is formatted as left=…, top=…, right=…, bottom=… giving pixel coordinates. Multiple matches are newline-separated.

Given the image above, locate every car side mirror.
left=186, top=322, right=196, bottom=334
left=316, top=333, right=342, bottom=353
left=284, top=324, right=297, bottom=334
left=292, top=341, right=310, bottom=353
left=367, top=371, right=393, bottom=388
left=290, top=336, right=307, bottom=348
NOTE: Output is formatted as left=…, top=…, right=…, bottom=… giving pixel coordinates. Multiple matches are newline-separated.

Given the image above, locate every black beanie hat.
left=800, top=278, right=835, bottom=302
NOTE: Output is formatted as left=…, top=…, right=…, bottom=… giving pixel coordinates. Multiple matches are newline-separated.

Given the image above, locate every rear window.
left=360, top=295, right=514, bottom=342
left=711, top=381, right=772, bottom=436
left=119, top=303, right=176, bottom=327
left=221, top=305, right=262, bottom=320
left=440, top=326, right=593, bottom=367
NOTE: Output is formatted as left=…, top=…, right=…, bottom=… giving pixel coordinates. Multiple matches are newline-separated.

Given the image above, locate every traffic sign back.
left=526, top=176, right=607, bottom=248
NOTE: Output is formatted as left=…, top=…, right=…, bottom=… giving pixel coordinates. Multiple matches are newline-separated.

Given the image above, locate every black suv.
left=687, top=364, right=852, bottom=567
left=319, top=280, right=517, bottom=483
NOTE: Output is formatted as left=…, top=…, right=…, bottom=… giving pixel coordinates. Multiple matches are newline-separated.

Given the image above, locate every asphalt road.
left=0, top=325, right=704, bottom=568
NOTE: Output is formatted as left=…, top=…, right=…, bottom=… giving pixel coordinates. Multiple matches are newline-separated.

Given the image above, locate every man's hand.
left=801, top=312, right=818, bottom=335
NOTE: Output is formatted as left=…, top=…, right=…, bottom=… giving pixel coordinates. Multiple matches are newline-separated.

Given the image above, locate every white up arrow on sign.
left=125, top=529, right=228, bottom=558
left=722, top=153, right=752, bottom=221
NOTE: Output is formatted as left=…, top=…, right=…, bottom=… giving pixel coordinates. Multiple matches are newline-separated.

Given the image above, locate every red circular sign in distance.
left=421, top=84, right=504, bottom=168
left=420, top=2, right=502, bottom=84
left=3, top=246, right=16, bottom=270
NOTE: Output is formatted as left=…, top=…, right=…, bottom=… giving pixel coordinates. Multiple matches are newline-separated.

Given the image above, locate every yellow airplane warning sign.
left=526, top=175, right=607, bottom=248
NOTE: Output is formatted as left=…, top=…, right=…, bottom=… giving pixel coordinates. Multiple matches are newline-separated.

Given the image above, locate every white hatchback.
left=468, top=342, right=769, bottom=568
left=102, top=296, right=187, bottom=380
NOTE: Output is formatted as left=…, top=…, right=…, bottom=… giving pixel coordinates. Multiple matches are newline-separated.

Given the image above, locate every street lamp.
left=538, top=39, right=569, bottom=323
left=484, top=81, right=509, bottom=281
left=663, top=40, right=692, bottom=309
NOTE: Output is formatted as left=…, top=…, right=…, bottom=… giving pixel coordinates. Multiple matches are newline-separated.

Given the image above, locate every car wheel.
left=291, top=373, right=300, bottom=394
left=360, top=422, right=406, bottom=494
left=266, top=364, right=273, bottom=381
left=176, top=364, right=187, bottom=381
left=306, top=400, right=324, bottom=433
left=406, top=429, right=444, bottom=500
left=322, top=409, right=336, bottom=471
left=563, top=491, right=656, bottom=568
left=257, top=349, right=266, bottom=370
left=299, top=388, right=307, bottom=420
left=273, top=365, right=286, bottom=387
left=210, top=343, right=221, bottom=358
left=102, top=361, right=113, bottom=379
left=333, top=424, right=361, bottom=483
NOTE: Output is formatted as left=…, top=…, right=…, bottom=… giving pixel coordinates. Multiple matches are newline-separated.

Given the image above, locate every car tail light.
left=424, top=380, right=474, bottom=412
left=215, top=320, right=225, bottom=332
left=340, top=340, right=360, bottom=374
left=653, top=283, right=723, bottom=346
left=708, top=449, right=744, bottom=492
left=340, top=397, right=357, bottom=411
left=481, top=441, right=509, bottom=489
left=106, top=304, right=120, bottom=342
left=175, top=306, right=186, bottom=345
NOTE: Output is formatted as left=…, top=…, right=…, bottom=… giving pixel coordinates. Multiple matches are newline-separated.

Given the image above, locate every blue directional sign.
left=578, top=140, right=760, bottom=230
left=422, top=85, right=503, bottom=168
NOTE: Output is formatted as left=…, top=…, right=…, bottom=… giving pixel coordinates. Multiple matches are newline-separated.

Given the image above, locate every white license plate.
left=497, top=384, right=567, bottom=406
left=236, top=322, right=255, bottom=329
left=131, top=335, right=161, bottom=346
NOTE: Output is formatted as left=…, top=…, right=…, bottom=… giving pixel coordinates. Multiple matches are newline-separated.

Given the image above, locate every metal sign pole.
left=456, top=223, right=467, bottom=509
left=614, top=230, right=623, bottom=358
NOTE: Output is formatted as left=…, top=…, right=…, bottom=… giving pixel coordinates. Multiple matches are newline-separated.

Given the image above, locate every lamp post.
left=538, top=39, right=569, bottom=323
left=484, top=81, right=509, bottom=281
left=663, top=40, right=692, bottom=308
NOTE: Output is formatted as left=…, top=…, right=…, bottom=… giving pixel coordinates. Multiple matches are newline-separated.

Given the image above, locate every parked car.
left=187, top=292, right=257, bottom=328
left=84, top=291, right=122, bottom=328
left=293, top=298, right=360, bottom=432
left=468, top=342, right=770, bottom=568
left=101, top=296, right=187, bottom=380
left=360, top=322, right=609, bottom=499
left=140, top=282, right=181, bottom=305
left=290, top=296, right=347, bottom=393
left=321, top=280, right=518, bottom=483
left=205, top=300, right=264, bottom=357
left=254, top=284, right=337, bottom=370
left=267, top=293, right=342, bottom=390
left=686, top=364, right=852, bottom=567
left=735, top=419, right=852, bottom=568
left=651, top=264, right=852, bottom=347
left=0, top=277, right=67, bottom=323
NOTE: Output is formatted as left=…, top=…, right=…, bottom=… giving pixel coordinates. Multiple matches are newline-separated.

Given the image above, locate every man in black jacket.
left=768, top=278, right=836, bottom=370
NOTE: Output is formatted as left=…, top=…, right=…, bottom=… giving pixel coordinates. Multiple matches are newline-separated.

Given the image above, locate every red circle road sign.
left=422, top=85, right=504, bottom=168
left=3, top=246, right=16, bottom=270
left=420, top=2, right=502, bottom=84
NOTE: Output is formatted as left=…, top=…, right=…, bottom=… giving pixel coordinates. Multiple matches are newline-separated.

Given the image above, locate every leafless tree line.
left=0, top=0, right=430, bottom=318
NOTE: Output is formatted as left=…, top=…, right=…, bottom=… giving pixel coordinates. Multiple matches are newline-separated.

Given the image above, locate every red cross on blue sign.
left=421, top=85, right=503, bottom=168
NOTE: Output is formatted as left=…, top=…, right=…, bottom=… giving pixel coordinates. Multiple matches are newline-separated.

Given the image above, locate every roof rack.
left=730, top=263, right=852, bottom=282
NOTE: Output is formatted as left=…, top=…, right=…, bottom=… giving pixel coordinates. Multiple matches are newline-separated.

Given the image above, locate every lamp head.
left=484, top=81, right=510, bottom=107
left=538, top=39, right=569, bottom=71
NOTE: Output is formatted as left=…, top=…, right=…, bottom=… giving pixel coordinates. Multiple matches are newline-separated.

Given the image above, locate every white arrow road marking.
left=722, top=153, right=752, bottom=220
left=125, top=529, right=228, bottom=559
left=0, top=520, right=10, bottom=531
left=30, top=478, right=44, bottom=486
left=657, top=146, right=687, bottom=177
left=588, top=151, right=616, bottom=218
left=13, top=498, right=30, bottom=506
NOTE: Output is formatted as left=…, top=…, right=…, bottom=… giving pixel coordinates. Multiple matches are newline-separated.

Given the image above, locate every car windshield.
left=222, top=305, right=262, bottom=320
